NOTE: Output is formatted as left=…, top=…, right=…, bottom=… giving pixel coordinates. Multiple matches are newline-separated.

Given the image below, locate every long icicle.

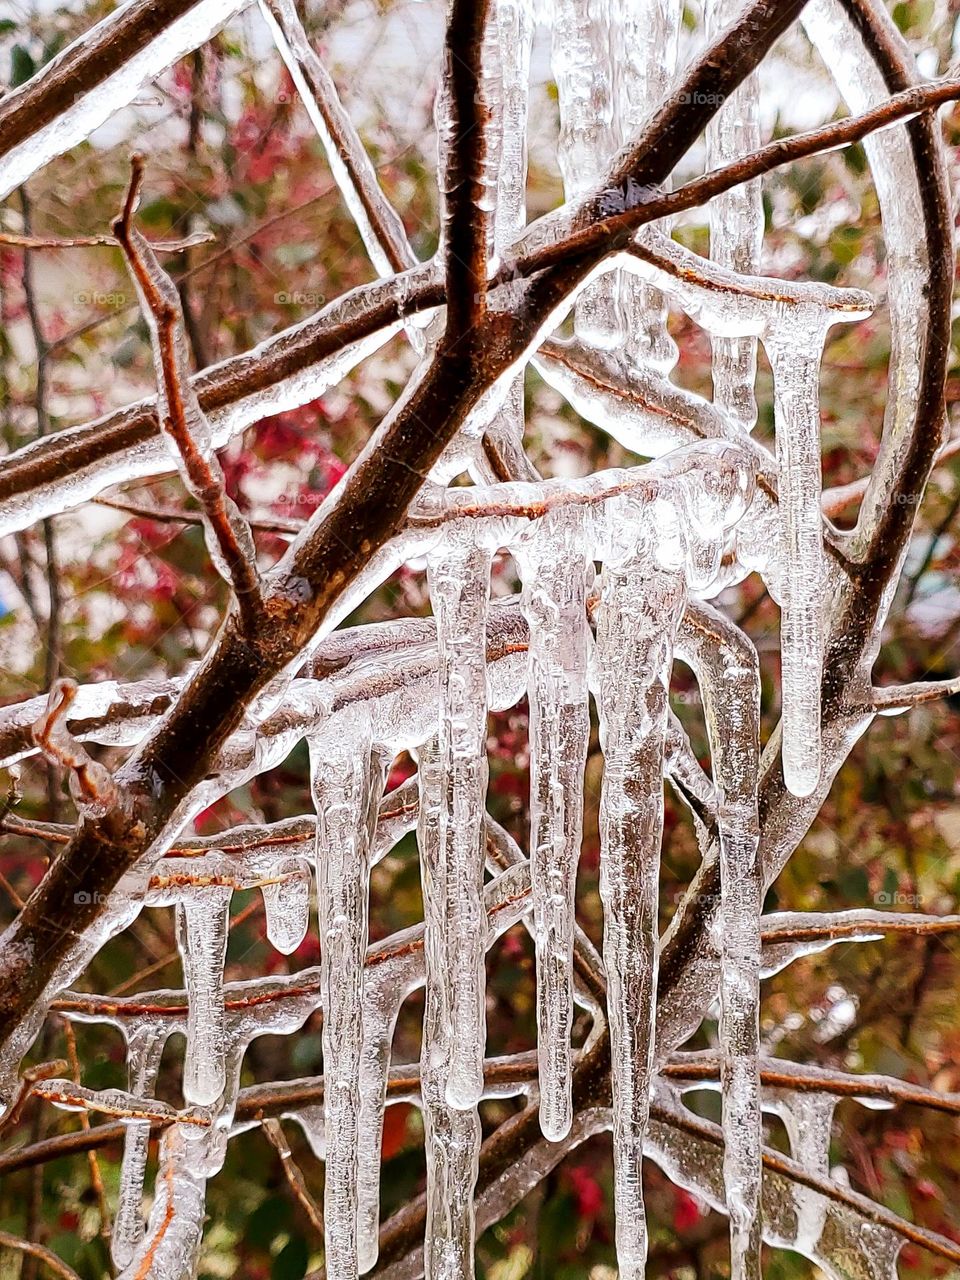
left=705, top=0, right=762, bottom=430
left=517, top=508, right=591, bottom=1141
left=679, top=601, right=763, bottom=1280
left=418, top=736, right=482, bottom=1280
left=763, top=304, right=833, bottom=798
left=310, top=719, right=387, bottom=1280
left=595, top=548, right=686, bottom=1278
left=427, top=537, right=493, bottom=1112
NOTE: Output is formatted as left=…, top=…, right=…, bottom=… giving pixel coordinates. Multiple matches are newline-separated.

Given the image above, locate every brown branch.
left=0, top=1231, right=82, bottom=1280
left=112, top=158, right=264, bottom=631
left=93, top=493, right=302, bottom=536
left=0, top=0, right=240, bottom=194
left=872, top=677, right=960, bottom=711
left=442, top=0, right=493, bottom=343
left=663, top=1053, right=960, bottom=1116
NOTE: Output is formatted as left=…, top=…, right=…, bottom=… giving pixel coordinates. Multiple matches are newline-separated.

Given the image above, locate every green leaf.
left=246, top=1195, right=292, bottom=1250
left=272, top=1235, right=309, bottom=1280
left=10, top=44, right=36, bottom=88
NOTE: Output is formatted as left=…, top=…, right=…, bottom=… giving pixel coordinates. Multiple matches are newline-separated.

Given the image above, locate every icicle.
left=678, top=602, right=762, bottom=1280
left=762, top=304, right=835, bottom=799
left=516, top=509, right=590, bottom=1141
left=476, top=0, right=536, bottom=481
left=550, top=0, right=621, bottom=348
left=113, top=1020, right=167, bottom=1270
left=426, top=539, right=493, bottom=1111
left=766, top=1090, right=838, bottom=1255
left=615, top=0, right=680, bottom=375
left=417, top=736, right=482, bottom=1280
left=705, top=0, right=762, bottom=431
left=595, top=545, right=686, bottom=1279
left=258, top=856, right=311, bottom=955
left=310, top=722, right=388, bottom=1280
left=177, top=884, right=231, bottom=1107
left=287, top=1105, right=326, bottom=1161
left=357, top=861, right=531, bottom=1273
left=648, top=1087, right=904, bottom=1280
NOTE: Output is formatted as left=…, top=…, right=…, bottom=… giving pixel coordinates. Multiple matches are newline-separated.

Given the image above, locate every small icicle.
left=417, top=736, right=482, bottom=1280
left=310, top=722, right=387, bottom=1280
left=176, top=884, right=231, bottom=1107
left=516, top=508, right=590, bottom=1141
left=259, top=856, right=311, bottom=955
left=426, top=537, right=493, bottom=1111
left=595, top=547, right=686, bottom=1279
left=113, top=1020, right=167, bottom=1270
left=766, top=1089, right=837, bottom=1256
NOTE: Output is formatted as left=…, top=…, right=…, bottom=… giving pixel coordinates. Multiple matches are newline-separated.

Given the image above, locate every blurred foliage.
left=2, top=0, right=960, bottom=1276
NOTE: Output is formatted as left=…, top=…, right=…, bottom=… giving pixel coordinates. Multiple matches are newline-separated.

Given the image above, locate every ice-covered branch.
left=0, top=0, right=249, bottom=199
left=259, top=0, right=416, bottom=278
left=114, top=159, right=264, bottom=630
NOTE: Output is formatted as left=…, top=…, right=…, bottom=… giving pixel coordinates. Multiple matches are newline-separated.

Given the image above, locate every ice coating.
left=0, top=0, right=941, bottom=1268
left=516, top=510, right=591, bottom=1140
left=114, top=1021, right=168, bottom=1269
left=117, top=1124, right=208, bottom=1280
left=594, top=548, right=686, bottom=1278
left=0, top=0, right=248, bottom=200
left=310, top=724, right=387, bottom=1280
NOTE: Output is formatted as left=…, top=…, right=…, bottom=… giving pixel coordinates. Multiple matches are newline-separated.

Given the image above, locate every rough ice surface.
left=516, top=511, right=590, bottom=1141
left=2, top=0, right=926, bottom=1275
left=310, top=724, right=387, bottom=1280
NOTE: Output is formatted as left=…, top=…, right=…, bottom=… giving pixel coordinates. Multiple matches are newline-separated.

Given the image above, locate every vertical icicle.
left=616, top=0, right=680, bottom=375
left=113, top=1020, right=166, bottom=1270
left=516, top=509, right=590, bottom=1141
left=595, top=547, right=686, bottom=1278
left=481, top=0, right=536, bottom=480
left=177, top=884, right=231, bottom=1107
left=763, top=306, right=832, bottom=798
left=705, top=0, right=762, bottom=430
left=767, top=1090, right=838, bottom=1256
left=427, top=538, right=493, bottom=1111
left=679, top=602, right=763, bottom=1280
left=259, top=857, right=311, bottom=955
left=357, top=969, right=411, bottom=1272
left=310, top=721, right=387, bottom=1280
left=550, top=0, right=621, bottom=347
left=418, top=736, right=483, bottom=1280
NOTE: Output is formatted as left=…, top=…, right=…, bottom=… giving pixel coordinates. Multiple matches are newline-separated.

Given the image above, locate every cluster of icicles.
left=0, top=0, right=926, bottom=1273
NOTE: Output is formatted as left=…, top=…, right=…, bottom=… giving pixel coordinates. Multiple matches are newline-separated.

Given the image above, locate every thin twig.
left=0, top=1231, right=83, bottom=1280
left=260, top=1117, right=325, bottom=1236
